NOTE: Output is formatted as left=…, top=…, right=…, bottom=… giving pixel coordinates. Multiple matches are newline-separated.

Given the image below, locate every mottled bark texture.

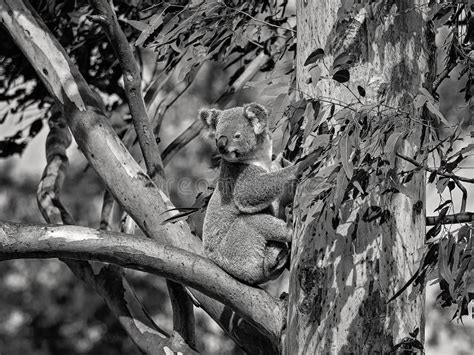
left=287, top=1, right=435, bottom=354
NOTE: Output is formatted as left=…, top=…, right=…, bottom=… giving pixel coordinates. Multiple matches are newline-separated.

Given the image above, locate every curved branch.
left=150, top=65, right=202, bottom=136
left=0, top=220, right=285, bottom=336
left=0, top=0, right=283, bottom=351
left=161, top=120, right=203, bottom=166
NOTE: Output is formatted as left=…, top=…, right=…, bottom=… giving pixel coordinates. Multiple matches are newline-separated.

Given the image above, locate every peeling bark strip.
left=288, top=1, right=433, bottom=354
left=0, top=0, right=283, bottom=352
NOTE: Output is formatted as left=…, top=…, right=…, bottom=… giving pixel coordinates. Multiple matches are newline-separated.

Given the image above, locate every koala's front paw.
left=271, top=153, right=284, bottom=171
left=272, top=152, right=283, bottom=163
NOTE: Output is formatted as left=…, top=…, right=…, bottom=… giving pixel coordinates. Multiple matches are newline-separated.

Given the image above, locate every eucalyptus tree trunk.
left=287, top=1, right=435, bottom=353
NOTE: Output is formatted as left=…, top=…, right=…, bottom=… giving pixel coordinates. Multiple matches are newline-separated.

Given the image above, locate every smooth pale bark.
left=0, top=220, right=281, bottom=323
left=0, top=0, right=284, bottom=352
left=88, top=0, right=195, bottom=346
left=287, top=1, right=434, bottom=353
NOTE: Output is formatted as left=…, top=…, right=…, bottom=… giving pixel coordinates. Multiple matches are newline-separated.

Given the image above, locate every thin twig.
left=2, top=0, right=282, bottom=351
left=397, top=153, right=474, bottom=184
left=161, top=120, right=203, bottom=166
left=219, top=1, right=296, bottom=34
left=432, top=62, right=457, bottom=92
left=0, top=219, right=286, bottom=346
left=152, top=73, right=198, bottom=135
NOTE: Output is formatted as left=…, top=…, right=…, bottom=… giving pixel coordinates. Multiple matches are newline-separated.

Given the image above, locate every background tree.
left=0, top=0, right=473, bottom=354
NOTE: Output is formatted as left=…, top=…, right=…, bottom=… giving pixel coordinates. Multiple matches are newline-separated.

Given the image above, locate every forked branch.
left=0, top=1, right=283, bottom=352
left=36, top=107, right=181, bottom=353
left=88, top=0, right=163, bottom=182
left=88, top=0, right=196, bottom=345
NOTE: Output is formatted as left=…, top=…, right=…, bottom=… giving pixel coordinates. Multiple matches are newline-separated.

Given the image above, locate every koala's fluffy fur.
left=200, top=103, right=301, bottom=285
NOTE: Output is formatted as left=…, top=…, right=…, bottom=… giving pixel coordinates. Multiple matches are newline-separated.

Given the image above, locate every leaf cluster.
left=0, top=0, right=154, bottom=156
left=135, top=0, right=294, bottom=84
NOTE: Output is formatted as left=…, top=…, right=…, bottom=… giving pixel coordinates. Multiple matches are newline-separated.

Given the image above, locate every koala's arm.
left=271, top=153, right=293, bottom=170
left=234, top=165, right=299, bottom=213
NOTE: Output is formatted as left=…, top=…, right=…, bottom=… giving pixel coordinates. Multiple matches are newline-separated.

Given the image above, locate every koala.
left=199, top=103, right=306, bottom=285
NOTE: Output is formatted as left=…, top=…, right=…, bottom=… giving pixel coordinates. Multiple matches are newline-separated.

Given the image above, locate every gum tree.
left=0, top=0, right=473, bottom=354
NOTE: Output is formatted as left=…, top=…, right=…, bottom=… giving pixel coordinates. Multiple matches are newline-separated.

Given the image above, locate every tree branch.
left=0, top=220, right=285, bottom=334
left=0, top=1, right=283, bottom=352
left=426, top=212, right=474, bottom=225
left=36, top=106, right=183, bottom=354
left=397, top=153, right=474, bottom=184
left=432, top=61, right=457, bottom=92
left=150, top=64, right=202, bottom=136
left=88, top=0, right=196, bottom=345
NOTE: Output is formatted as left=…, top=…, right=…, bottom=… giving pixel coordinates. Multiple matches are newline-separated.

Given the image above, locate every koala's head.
left=199, top=103, right=270, bottom=162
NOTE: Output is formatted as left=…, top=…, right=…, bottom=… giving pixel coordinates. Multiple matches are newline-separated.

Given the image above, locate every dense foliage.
left=0, top=0, right=473, bottom=353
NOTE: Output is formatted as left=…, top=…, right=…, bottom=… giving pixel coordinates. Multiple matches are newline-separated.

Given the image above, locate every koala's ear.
left=199, top=108, right=220, bottom=137
left=243, top=103, right=268, bottom=135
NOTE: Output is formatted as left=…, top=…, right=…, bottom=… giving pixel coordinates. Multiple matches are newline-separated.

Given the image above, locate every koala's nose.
left=216, top=136, right=228, bottom=153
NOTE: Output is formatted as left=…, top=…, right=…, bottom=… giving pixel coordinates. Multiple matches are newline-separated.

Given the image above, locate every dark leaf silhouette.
left=333, top=69, right=350, bottom=83
left=0, top=140, right=27, bottom=157
left=304, top=48, right=325, bottom=66
left=29, top=119, right=43, bottom=138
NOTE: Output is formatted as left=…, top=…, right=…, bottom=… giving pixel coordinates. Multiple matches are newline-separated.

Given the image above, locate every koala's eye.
left=234, top=132, right=242, bottom=139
